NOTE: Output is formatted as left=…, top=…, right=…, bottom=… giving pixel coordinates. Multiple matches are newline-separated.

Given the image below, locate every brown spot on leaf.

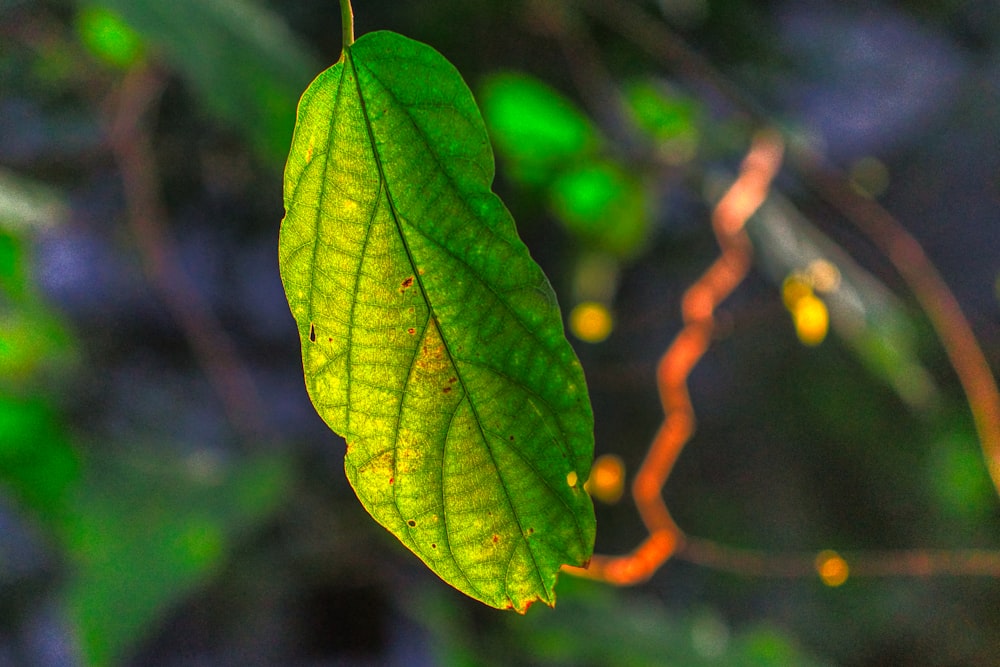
left=527, top=528, right=534, bottom=535
left=388, top=477, right=394, bottom=485
left=407, top=328, right=416, bottom=335
left=443, top=386, right=452, bottom=394
left=407, top=520, right=416, bottom=527
left=492, top=535, right=499, bottom=543
left=431, top=543, right=436, bottom=549
left=400, top=276, right=414, bottom=290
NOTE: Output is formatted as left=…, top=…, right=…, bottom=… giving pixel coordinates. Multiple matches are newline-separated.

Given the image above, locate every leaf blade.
left=280, top=31, right=595, bottom=611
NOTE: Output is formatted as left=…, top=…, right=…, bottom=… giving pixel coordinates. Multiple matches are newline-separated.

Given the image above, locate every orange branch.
left=565, top=130, right=785, bottom=585
left=573, top=0, right=1000, bottom=499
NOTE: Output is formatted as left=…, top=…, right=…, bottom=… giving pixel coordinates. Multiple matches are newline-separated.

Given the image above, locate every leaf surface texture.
left=279, top=31, right=595, bottom=611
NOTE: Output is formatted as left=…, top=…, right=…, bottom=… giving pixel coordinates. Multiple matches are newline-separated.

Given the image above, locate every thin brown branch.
left=679, top=538, right=1000, bottom=579
left=569, top=0, right=1000, bottom=497
left=107, top=64, right=270, bottom=444
left=799, top=157, right=1000, bottom=494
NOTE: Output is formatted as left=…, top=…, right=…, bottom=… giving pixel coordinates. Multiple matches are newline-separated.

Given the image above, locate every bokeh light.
left=569, top=301, right=614, bottom=343
left=815, top=550, right=849, bottom=587
left=75, top=6, right=145, bottom=69
left=782, top=274, right=829, bottom=346
left=585, top=454, right=625, bottom=504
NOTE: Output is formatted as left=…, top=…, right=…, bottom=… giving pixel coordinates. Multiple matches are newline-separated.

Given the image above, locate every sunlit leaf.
left=280, top=31, right=595, bottom=612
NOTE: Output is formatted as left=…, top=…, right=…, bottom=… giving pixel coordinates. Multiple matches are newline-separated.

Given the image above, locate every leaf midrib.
left=346, top=44, right=548, bottom=605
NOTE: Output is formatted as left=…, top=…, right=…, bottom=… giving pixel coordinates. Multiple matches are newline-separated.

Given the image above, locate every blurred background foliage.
left=1, top=0, right=998, bottom=665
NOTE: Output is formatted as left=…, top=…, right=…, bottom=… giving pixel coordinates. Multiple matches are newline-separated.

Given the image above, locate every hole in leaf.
left=309, top=323, right=316, bottom=342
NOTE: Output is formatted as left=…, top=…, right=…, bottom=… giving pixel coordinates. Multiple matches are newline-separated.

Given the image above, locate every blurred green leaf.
left=480, top=72, right=602, bottom=186
left=928, top=421, right=994, bottom=523
left=57, top=450, right=293, bottom=667
left=480, top=72, right=652, bottom=259
left=623, top=78, right=700, bottom=162
left=0, top=230, right=23, bottom=295
left=0, top=394, right=79, bottom=518
left=550, top=162, right=649, bottom=258
left=81, top=0, right=319, bottom=161
left=75, top=5, right=145, bottom=69
left=280, top=30, right=595, bottom=612
left=412, top=577, right=828, bottom=666
left=0, top=304, right=74, bottom=382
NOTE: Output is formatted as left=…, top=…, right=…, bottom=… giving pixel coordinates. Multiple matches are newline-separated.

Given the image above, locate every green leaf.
left=279, top=30, right=595, bottom=612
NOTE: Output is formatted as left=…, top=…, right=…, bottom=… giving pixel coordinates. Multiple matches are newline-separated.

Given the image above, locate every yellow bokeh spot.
left=570, top=301, right=613, bottom=343
left=781, top=275, right=813, bottom=311
left=806, top=259, right=841, bottom=294
left=585, top=454, right=625, bottom=504
left=815, top=550, right=849, bottom=587
left=566, top=470, right=579, bottom=487
left=793, top=294, right=829, bottom=346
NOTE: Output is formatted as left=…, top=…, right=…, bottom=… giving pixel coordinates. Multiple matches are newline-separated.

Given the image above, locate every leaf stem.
left=340, top=0, right=355, bottom=56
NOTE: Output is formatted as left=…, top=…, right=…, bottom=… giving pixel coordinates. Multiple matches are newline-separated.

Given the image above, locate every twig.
left=107, top=64, right=270, bottom=444
left=564, top=130, right=785, bottom=584
left=569, top=0, right=1000, bottom=496
left=800, top=157, right=1000, bottom=494
left=679, top=538, right=1000, bottom=579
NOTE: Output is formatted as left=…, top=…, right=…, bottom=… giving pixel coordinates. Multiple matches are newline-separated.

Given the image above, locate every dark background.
left=1, top=0, right=999, bottom=665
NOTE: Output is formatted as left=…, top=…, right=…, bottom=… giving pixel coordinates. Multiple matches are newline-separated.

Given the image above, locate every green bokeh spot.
left=76, top=6, right=145, bottom=69
left=0, top=231, right=21, bottom=291
left=928, top=430, right=993, bottom=521
left=480, top=72, right=601, bottom=186
left=549, top=162, right=649, bottom=258
left=624, top=79, right=699, bottom=143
